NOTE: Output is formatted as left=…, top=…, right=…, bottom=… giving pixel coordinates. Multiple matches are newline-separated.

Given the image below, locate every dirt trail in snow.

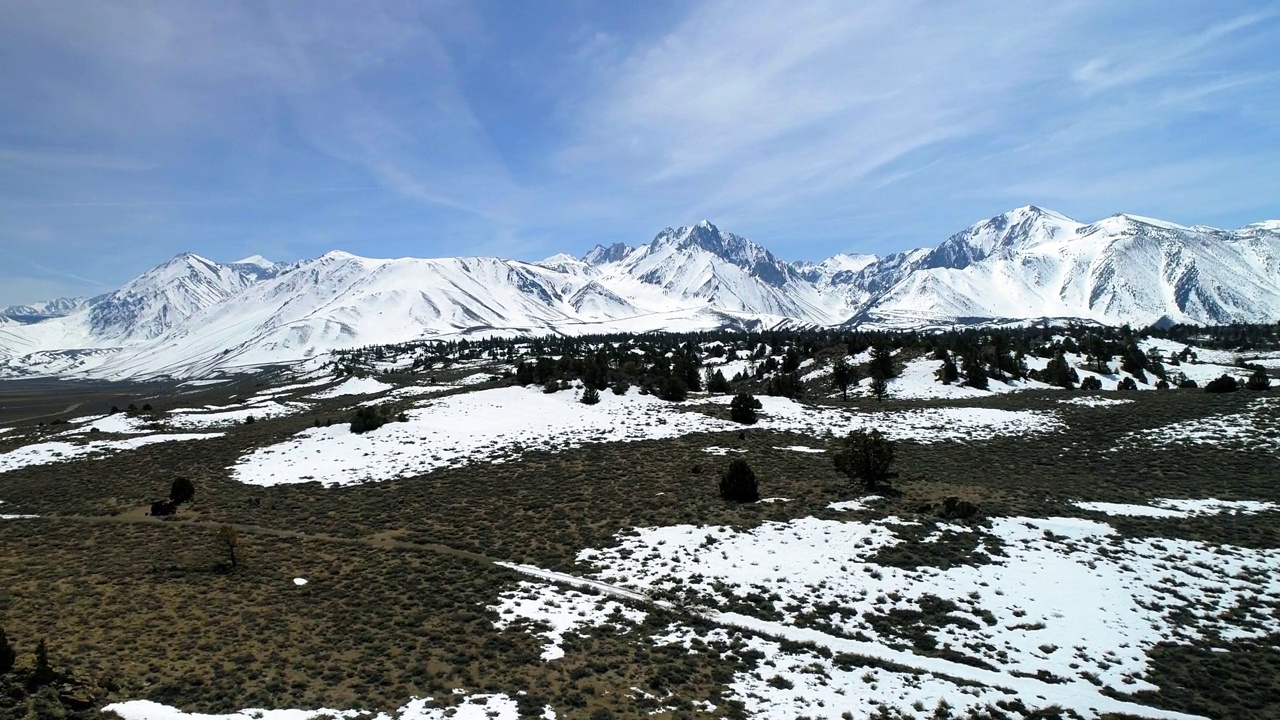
left=28, top=512, right=1206, bottom=720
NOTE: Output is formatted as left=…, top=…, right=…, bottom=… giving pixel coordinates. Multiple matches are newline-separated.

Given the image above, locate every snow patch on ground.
left=307, top=376, right=393, bottom=399
left=54, top=413, right=155, bottom=435
left=1075, top=498, right=1278, bottom=518
left=572, top=514, right=1277, bottom=715
left=105, top=694, right=553, bottom=720
left=773, top=445, right=825, bottom=453
left=828, top=497, right=882, bottom=512
left=168, top=401, right=309, bottom=429
left=0, top=433, right=225, bottom=474
left=1059, top=396, right=1135, bottom=407
left=702, top=446, right=746, bottom=455
left=489, top=581, right=647, bottom=661
left=1114, top=397, right=1279, bottom=453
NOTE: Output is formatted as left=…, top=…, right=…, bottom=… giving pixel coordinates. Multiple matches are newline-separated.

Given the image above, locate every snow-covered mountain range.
left=2, top=207, right=1278, bottom=379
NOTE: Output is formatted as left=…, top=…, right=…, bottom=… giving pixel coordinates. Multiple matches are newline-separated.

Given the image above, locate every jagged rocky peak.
left=582, top=242, right=634, bottom=265
left=647, top=220, right=797, bottom=287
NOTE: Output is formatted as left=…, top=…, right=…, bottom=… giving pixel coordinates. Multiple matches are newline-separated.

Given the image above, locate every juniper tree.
left=581, top=386, right=600, bottom=405
left=1205, top=374, right=1240, bottom=393
left=832, top=429, right=896, bottom=490
left=1245, top=367, right=1272, bottom=391
left=170, top=477, right=195, bottom=505
left=729, top=391, right=762, bottom=424
left=719, top=459, right=759, bottom=503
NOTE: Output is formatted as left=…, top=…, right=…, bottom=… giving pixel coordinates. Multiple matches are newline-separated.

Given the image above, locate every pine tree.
left=961, top=354, right=988, bottom=390
left=706, top=369, right=731, bottom=393
left=1080, top=375, right=1103, bottom=391
left=581, top=386, right=600, bottom=405
left=32, top=638, right=56, bottom=686
left=611, top=379, right=630, bottom=396
left=832, top=361, right=853, bottom=400
left=869, top=343, right=897, bottom=380
left=870, top=375, right=890, bottom=402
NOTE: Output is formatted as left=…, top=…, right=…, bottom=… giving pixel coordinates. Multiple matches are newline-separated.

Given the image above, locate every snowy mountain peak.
left=647, top=221, right=794, bottom=286
left=537, top=252, right=581, bottom=266
left=918, top=206, right=1082, bottom=271
left=1240, top=220, right=1280, bottom=233
left=232, top=254, right=276, bottom=268
left=582, top=242, right=634, bottom=266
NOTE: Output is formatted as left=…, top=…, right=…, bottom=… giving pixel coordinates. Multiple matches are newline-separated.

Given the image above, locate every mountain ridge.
left=2, top=206, right=1278, bottom=379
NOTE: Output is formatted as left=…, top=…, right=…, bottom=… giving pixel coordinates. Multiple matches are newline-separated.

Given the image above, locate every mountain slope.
left=857, top=212, right=1280, bottom=327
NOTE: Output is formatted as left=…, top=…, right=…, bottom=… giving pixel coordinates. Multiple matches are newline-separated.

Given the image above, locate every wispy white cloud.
left=1070, top=10, right=1276, bottom=95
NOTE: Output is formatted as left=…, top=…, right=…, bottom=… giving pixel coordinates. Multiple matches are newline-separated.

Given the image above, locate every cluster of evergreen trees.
left=329, top=322, right=1277, bottom=399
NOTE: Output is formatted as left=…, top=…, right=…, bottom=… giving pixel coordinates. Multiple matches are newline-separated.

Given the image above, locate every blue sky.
left=2, top=0, right=1278, bottom=305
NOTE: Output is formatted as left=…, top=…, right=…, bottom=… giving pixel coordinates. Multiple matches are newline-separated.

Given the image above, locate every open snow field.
left=231, top=386, right=1063, bottom=486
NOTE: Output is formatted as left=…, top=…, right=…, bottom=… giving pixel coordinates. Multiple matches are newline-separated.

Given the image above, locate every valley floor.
left=1, top=362, right=1277, bottom=720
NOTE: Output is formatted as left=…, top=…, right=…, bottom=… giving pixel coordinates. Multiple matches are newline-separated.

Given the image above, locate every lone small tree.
left=32, top=638, right=57, bottom=686
left=1080, top=375, right=1103, bottom=391
left=0, top=626, right=14, bottom=675
left=869, top=375, right=890, bottom=402
left=729, top=391, right=762, bottom=424
left=581, top=386, right=600, bottom=405
left=217, top=525, right=240, bottom=569
left=719, top=459, right=759, bottom=503
left=350, top=406, right=390, bottom=434
left=832, top=428, right=896, bottom=490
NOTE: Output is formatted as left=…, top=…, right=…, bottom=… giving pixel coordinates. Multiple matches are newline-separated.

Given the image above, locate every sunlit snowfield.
left=2, top=337, right=1277, bottom=720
